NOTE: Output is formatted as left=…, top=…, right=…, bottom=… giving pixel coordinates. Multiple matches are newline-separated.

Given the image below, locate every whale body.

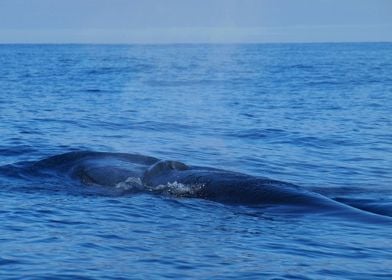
left=20, top=151, right=392, bottom=223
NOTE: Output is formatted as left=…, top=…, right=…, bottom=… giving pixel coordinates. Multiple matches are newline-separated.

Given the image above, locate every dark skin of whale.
left=25, top=151, right=392, bottom=224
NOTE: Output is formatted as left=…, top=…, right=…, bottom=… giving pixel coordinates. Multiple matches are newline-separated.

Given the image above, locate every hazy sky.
left=0, top=0, right=391, bottom=43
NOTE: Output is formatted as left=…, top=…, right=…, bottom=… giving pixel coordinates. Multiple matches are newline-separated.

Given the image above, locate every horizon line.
left=1, top=41, right=391, bottom=45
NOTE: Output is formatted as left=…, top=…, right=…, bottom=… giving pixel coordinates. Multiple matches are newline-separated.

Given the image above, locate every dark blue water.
left=1, top=43, right=392, bottom=279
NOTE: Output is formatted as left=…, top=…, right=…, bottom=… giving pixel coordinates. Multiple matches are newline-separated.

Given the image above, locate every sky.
left=0, top=0, right=391, bottom=43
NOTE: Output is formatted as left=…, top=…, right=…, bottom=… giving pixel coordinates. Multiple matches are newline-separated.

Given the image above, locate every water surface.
left=0, top=43, right=391, bottom=279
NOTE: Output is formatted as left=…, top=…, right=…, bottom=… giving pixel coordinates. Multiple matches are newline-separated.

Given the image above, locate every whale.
left=19, top=151, right=392, bottom=223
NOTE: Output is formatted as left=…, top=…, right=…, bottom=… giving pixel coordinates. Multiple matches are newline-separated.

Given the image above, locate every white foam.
left=115, top=177, right=204, bottom=197
left=147, top=181, right=204, bottom=197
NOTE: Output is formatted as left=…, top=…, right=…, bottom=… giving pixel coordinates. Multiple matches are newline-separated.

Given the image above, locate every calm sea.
left=0, top=43, right=391, bottom=279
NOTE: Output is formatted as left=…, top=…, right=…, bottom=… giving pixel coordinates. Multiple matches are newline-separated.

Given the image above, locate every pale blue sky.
left=0, top=0, right=391, bottom=43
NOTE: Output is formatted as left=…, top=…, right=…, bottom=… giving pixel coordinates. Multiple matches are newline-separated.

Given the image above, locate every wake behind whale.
left=7, top=151, right=392, bottom=224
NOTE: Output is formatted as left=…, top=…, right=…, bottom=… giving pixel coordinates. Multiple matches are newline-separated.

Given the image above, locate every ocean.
left=0, top=43, right=391, bottom=279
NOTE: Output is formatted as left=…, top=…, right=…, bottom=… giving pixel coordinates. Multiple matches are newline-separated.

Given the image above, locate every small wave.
left=0, top=145, right=37, bottom=157
left=83, top=89, right=106, bottom=93
left=226, top=128, right=287, bottom=140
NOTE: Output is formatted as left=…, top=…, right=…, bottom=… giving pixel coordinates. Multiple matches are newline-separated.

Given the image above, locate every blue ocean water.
left=0, top=43, right=391, bottom=279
